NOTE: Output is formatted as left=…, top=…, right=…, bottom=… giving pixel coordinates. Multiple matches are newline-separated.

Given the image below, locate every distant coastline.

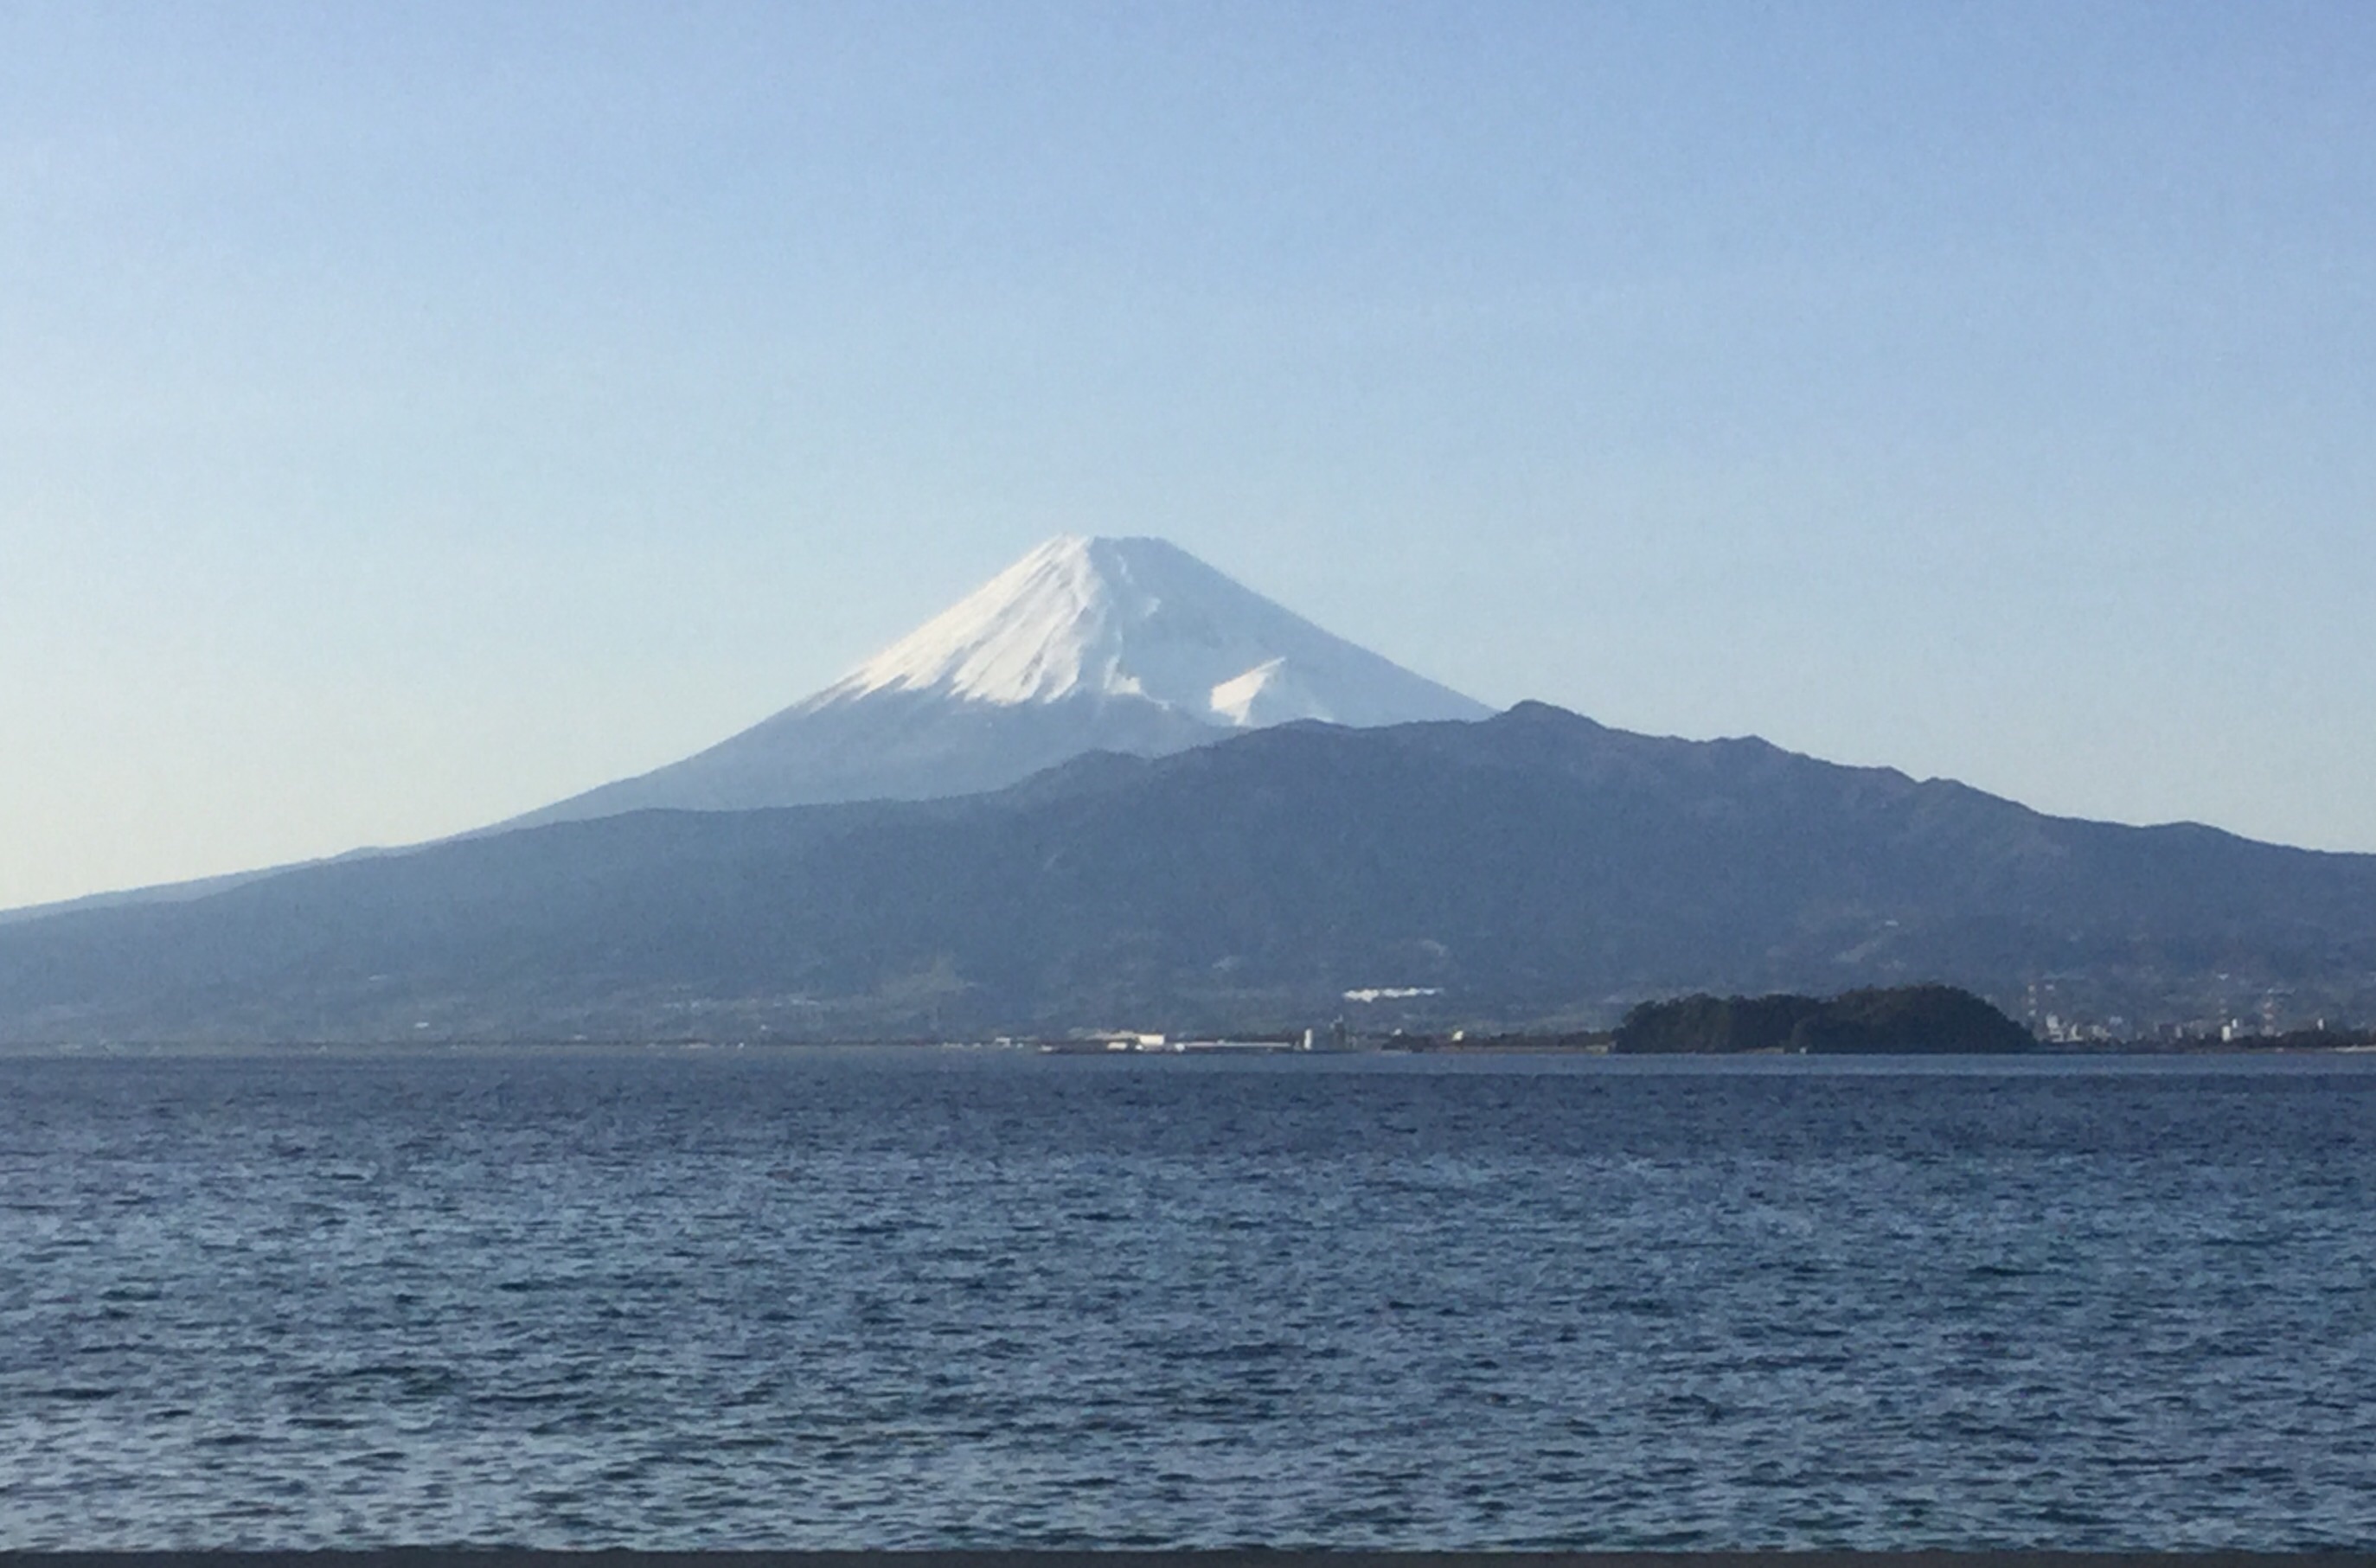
left=10, top=973, right=2376, bottom=1059
left=1040, top=984, right=2376, bottom=1057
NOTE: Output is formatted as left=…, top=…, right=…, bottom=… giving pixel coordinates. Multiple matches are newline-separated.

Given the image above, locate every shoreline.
left=9, top=1552, right=2376, bottom=1567
left=3, top=1037, right=2376, bottom=1059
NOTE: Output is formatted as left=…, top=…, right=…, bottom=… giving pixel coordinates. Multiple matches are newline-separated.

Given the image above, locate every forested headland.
left=1612, top=984, right=2036, bottom=1054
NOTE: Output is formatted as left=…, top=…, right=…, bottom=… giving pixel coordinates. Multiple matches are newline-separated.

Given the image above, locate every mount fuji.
left=9, top=528, right=2376, bottom=1038
left=510, top=535, right=1489, bottom=827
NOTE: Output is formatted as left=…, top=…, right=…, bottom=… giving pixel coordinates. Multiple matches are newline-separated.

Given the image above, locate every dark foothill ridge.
left=1, top=702, right=2372, bottom=1042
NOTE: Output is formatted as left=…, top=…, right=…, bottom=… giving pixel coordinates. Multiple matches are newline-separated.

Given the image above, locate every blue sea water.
left=1, top=1046, right=2371, bottom=1550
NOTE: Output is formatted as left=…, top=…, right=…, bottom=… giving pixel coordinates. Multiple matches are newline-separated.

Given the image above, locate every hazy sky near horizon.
left=5, top=1, right=2373, bottom=908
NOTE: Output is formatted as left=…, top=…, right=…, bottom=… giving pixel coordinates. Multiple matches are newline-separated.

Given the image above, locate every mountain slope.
left=4, top=705, right=2372, bottom=1042
left=510, top=535, right=1488, bottom=826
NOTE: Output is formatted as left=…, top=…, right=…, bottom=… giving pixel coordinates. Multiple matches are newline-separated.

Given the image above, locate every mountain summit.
left=513, top=535, right=1488, bottom=825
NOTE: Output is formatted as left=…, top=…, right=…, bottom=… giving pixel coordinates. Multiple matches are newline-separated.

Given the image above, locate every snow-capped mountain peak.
left=812, top=534, right=1483, bottom=730
left=507, top=534, right=1488, bottom=827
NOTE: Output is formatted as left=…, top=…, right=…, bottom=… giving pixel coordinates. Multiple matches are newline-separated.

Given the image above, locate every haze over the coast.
left=5, top=3, right=2373, bottom=909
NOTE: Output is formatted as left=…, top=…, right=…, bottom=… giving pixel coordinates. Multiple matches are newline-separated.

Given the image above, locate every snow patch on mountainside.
left=1208, top=657, right=1320, bottom=726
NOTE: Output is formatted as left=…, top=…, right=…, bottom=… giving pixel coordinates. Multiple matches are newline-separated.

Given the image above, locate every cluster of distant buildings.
left=2025, top=976, right=2362, bottom=1046
left=1037, top=1027, right=1345, bottom=1054
left=1046, top=1032, right=1248, bottom=1054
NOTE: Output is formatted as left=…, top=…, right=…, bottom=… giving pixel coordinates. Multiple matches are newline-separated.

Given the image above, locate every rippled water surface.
left=3, top=1047, right=2373, bottom=1549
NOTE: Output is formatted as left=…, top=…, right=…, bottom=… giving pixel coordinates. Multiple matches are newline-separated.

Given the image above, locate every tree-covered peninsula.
left=1613, top=984, right=2035, bottom=1054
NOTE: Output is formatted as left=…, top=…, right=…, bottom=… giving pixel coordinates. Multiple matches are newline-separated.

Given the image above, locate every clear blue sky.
left=5, top=1, right=2373, bottom=908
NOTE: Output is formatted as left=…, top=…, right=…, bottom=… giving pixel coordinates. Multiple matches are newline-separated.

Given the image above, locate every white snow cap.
left=496, top=533, right=1491, bottom=828
left=817, top=534, right=1488, bottom=729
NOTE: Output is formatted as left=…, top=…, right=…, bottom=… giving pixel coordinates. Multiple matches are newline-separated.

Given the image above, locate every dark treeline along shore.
left=1023, top=983, right=2034, bottom=1056
left=1611, top=984, right=2040, bottom=1055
